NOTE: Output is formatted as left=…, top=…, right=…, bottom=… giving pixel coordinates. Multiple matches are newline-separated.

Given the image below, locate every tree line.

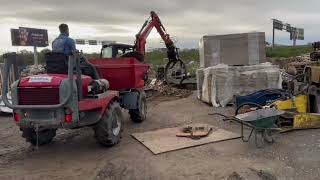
left=0, top=48, right=200, bottom=68
left=0, top=49, right=100, bottom=67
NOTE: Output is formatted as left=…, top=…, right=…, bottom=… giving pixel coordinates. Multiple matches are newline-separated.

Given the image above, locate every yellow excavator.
left=304, top=41, right=320, bottom=113
left=272, top=42, right=320, bottom=129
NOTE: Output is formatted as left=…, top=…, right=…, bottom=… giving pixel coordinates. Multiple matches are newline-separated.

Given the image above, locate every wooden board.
left=132, top=123, right=240, bottom=155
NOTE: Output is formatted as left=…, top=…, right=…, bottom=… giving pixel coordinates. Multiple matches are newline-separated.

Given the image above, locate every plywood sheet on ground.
left=132, top=123, right=240, bottom=154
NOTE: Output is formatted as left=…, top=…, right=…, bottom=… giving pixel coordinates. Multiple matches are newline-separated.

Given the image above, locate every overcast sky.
left=0, top=0, right=319, bottom=53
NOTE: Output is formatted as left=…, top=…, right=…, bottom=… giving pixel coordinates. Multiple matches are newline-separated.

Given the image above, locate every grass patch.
left=266, top=46, right=312, bottom=58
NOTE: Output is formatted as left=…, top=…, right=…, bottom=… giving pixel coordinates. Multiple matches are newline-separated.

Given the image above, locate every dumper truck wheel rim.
left=112, top=111, right=121, bottom=136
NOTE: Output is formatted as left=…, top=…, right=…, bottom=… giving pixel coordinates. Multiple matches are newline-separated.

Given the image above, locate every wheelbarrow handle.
left=208, top=113, right=237, bottom=121
left=208, top=113, right=230, bottom=118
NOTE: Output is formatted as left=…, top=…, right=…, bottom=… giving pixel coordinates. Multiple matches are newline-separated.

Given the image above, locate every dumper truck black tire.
left=94, top=102, right=123, bottom=146
left=129, top=91, right=147, bottom=123
left=21, top=128, right=56, bottom=146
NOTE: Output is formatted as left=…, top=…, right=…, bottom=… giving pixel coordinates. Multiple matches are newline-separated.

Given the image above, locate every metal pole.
left=272, top=27, right=275, bottom=47
left=10, top=53, right=18, bottom=81
left=293, top=31, right=297, bottom=46
left=33, top=46, right=38, bottom=65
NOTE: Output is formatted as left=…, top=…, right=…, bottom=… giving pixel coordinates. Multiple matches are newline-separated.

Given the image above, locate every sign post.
left=272, top=27, right=275, bottom=47
left=33, top=46, right=38, bottom=65
left=272, top=19, right=283, bottom=47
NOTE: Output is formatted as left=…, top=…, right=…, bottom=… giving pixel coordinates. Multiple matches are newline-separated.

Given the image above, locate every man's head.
left=59, top=23, right=69, bottom=36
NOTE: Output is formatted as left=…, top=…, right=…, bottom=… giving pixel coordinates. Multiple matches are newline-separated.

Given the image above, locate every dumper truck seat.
left=45, top=52, right=68, bottom=74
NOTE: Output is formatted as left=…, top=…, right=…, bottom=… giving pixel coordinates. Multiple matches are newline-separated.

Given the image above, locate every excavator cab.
left=101, top=43, right=134, bottom=58
left=100, top=43, right=145, bottom=62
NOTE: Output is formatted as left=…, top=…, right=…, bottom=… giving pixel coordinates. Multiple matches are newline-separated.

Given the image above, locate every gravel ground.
left=0, top=93, right=319, bottom=180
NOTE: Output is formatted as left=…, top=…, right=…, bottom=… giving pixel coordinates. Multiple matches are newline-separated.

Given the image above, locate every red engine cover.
left=18, top=74, right=93, bottom=105
left=89, top=57, right=149, bottom=90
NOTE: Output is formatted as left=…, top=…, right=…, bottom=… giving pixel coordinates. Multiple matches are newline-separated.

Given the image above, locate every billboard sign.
left=19, top=27, right=48, bottom=47
left=75, top=39, right=86, bottom=45
left=11, top=27, right=48, bottom=47
left=10, top=29, right=20, bottom=46
left=297, top=28, right=304, bottom=40
left=285, top=23, right=291, bottom=32
left=289, top=27, right=296, bottom=40
left=272, top=19, right=304, bottom=46
left=273, top=19, right=283, bottom=30
left=101, top=41, right=116, bottom=46
left=88, top=40, right=98, bottom=45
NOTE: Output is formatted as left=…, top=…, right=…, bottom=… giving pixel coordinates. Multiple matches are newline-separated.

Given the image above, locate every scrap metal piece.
left=176, top=124, right=213, bottom=139
left=165, top=59, right=187, bottom=84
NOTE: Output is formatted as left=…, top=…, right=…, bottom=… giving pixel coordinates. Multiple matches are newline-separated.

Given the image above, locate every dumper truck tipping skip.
left=2, top=11, right=186, bottom=146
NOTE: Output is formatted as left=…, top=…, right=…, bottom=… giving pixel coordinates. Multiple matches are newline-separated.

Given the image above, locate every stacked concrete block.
left=197, top=63, right=281, bottom=107
left=200, top=69, right=212, bottom=104
left=196, top=69, right=205, bottom=100
left=199, top=32, right=266, bottom=67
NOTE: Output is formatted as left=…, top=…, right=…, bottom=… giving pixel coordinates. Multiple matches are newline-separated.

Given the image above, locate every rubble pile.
left=146, top=79, right=192, bottom=97
left=273, top=53, right=313, bottom=93
left=20, top=65, right=45, bottom=77
left=271, top=53, right=311, bottom=69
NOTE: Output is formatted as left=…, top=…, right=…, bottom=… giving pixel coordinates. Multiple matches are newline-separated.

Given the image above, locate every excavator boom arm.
left=135, top=11, right=178, bottom=62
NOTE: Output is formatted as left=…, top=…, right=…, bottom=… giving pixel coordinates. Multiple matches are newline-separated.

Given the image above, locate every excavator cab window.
left=101, top=46, right=113, bottom=58
left=116, top=49, right=125, bottom=57
left=101, top=43, right=134, bottom=58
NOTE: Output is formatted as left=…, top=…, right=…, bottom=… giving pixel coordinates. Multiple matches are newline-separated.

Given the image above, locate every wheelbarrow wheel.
left=262, top=129, right=274, bottom=143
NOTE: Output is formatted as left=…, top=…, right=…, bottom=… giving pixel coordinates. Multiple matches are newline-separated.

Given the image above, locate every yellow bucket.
left=272, top=95, right=307, bottom=113
left=294, top=114, right=320, bottom=129
left=295, top=95, right=307, bottom=113
left=273, top=99, right=293, bottom=110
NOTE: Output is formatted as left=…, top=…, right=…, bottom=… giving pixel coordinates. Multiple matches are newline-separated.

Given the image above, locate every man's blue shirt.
left=52, top=33, right=76, bottom=55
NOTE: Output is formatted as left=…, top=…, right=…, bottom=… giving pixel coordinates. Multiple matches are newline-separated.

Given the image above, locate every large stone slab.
left=199, top=32, right=266, bottom=68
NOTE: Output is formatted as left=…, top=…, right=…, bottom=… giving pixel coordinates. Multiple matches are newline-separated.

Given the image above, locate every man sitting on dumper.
left=50, top=23, right=99, bottom=79
left=52, top=23, right=76, bottom=55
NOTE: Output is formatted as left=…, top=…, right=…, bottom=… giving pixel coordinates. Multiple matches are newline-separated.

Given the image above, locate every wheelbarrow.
left=210, top=108, right=284, bottom=147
